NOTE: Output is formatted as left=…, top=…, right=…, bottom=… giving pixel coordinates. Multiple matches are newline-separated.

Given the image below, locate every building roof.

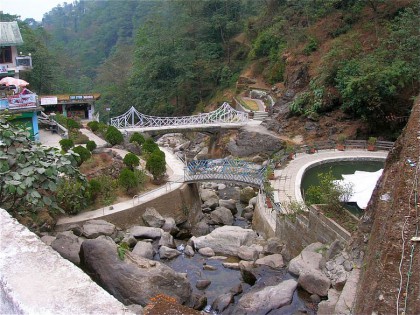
left=0, top=22, right=24, bottom=46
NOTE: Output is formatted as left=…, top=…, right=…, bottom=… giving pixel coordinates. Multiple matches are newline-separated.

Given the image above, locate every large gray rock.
left=212, top=292, right=234, bottom=313
left=141, top=207, right=165, bottom=228
left=219, top=199, right=238, bottom=215
left=158, top=232, right=175, bottom=248
left=80, top=238, right=191, bottom=306
left=193, top=226, right=258, bottom=256
left=41, top=235, right=56, bottom=246
left=265, top=237, right=284, bottom=254
left=298, top=269, right=331, bottom=297
left=317, top=289, right=340, bottom=315
left=288, top=247, right=323, bottom=276
left=129, top=226, right=163, bottom=239
left=240, top=187, right=256, bottom=203
left=198, top=247, right=215, bottom=257
left=200, top=189, right=218, bottom=202
left=226, top=130, right=284, bottom=157
left=203, top=197, right=219, bottom=210
left=334, top=269, right=360, bottom=314
left=161, top=217, right=179, bottom=235
left=184, top=245, right=195, bottom=257
left=209, top=206, right=234, bottom=226
left=51, top=231, right=83, bottom=265
left=159, top=246, right=181, bottom=260
left=131, top=241, right=154, bottom=260
left=255, top=254, right=285, bottom=269
left=238, top=245, right=259, bottom=261
left=193, top=220, right=211, bottom=237
left=232, top=279, right=297, bottom=315
left=82, top=220, right=116, bottom=239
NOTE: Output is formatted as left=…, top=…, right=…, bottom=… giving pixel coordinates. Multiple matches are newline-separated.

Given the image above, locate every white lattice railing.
left=110, top=102, right=248, bottom=129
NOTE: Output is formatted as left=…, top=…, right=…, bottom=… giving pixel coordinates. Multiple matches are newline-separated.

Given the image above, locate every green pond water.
left=300, top=160, right=384, bottom=216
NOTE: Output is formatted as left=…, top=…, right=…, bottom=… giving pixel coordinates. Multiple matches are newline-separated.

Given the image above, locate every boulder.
left=127, top=304, right=144, bottom=315
left=142, top=207, right=165, bottom=228
left=196, top=279, right=211, bottom=290
left=187, top=293, right=207, bottom=311
left=41, top=235, right=56, bottom=246
left=232, top=279, right=297, bottom=315
left=121, top=235, right=138, bottom=248
left=209, top=207, right=234, bottom=226
left=130, top=226, right=163, bottom=239
left=317, top=289, right=340, bottom=315
left=184, top=245, right=195, bottom=257
left=198, top=247, right=215, bottom=257
left=226, top=130, right=283, bottom=157
left=240, top=187, right=256, bottom=203
left=193, top=220, right=211, bottom=236
left=248, top=197, right=257, bottom=207
left=51, top=231, right=83, bottom=265
left=200, top=189, right=218, bottom=202
left=288, top=249, right=323, bottom=276
left=159, top=246, right=181, bottom=260
left=222, top=262, right=240, bottom=270
left=82, top=220, right=116, bottom=239
left=66, top=224, right=83, bottom=236
left=265, top=237, right=284, bottom=255
left=203, top=197, right=219, bottom=210
left=158, top=232, right=175, bottom=248
left=193, top=226, right=258, bottom=256
left=255, top=254, right=285, bottom=269
left=238, top=245, right=259, bottom=261
left=80, top=238, right=191, bottom=306
left=212, top=292, right=234, bottom=313
left=132, top=241, right=154, bottom=260
left=161, top=217, right=179, bottom=235
left=298, top=269, right=331, bottom=297
left=219, top=199, right=237, bottom=215
left=334, top=269, right=360, bottom=315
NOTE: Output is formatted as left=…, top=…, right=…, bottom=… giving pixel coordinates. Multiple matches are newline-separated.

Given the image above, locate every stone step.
left=252, top=111, right=269, bottom=121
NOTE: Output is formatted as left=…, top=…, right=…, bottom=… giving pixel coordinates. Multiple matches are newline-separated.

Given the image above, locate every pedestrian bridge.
left=110, top=102, right=250, bottom=133
left=182, top=159, right=266, bottom=187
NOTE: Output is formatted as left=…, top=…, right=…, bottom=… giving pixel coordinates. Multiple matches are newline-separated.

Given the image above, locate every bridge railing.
left=110, top=102, right=249, bottom=129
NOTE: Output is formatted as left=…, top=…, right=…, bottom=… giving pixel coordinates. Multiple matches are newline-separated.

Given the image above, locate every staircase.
left=252, top=111, right=269, bottom=121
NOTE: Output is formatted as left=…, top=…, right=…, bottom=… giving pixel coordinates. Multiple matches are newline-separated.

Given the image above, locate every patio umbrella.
left=0, top=77, right=29, bottom=87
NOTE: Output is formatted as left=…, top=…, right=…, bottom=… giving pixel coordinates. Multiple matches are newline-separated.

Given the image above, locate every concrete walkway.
left=79, top=128, right=108, bottom=147
left=271, top=150, right=388, bottom=209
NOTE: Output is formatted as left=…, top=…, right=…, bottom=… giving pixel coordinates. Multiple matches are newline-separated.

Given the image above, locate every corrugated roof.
left=0, top=21, right=24, bottom=46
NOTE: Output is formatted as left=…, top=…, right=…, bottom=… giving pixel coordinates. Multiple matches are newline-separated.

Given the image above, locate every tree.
left=130, top=132, right=145, bottom=146
left=146, top=150, right=166, bottom=180
left=0, top=112, right=87, bottom=216
left=105, top=126, right=124, bottom=146
left=72, top=146, right=91, bottom=166
left=123, top=152, right=140, bottom=170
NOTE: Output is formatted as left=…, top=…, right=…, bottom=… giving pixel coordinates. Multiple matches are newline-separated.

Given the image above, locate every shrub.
left=303, top=37, right=319, bottom=55
left=134, top=169, right=148, bottom=188
left=66, top=118, right=80, bottom=130
left=142, top=138, right=159, bottom=154
left=105, top=126, right=124, bottom=146
left=130, top=132, right=145, bottom=146
left=119, top=168, right=139, bottom=194
left=59, top=138, right=74, bottom=152
left=87, top=121, right=99, bottom=132
left=86, top=140, right=97, bottom=152
left=97, top=122, right=109, bottom=137
left=95, top=175, right=117, bottom=205
left=56, top=179, right=89, bottom=215
left=146, top=150, right=166, bottom=180
left=123, top=152, right=140, bottom=170
left=69, top=130, right=89, bottom=144
left=73, top=146, right=91, bottom=166
left=88, top=178, right=101, bottom=200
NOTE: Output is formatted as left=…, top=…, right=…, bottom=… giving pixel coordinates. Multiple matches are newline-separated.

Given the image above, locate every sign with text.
left=70, top=95, right=94, bottom=100
left=40, top=96, right=58, bottom=105
left=8, top=93, right=37, bottom=109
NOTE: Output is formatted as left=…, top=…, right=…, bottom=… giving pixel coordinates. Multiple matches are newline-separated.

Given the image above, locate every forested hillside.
left=2, top=0, right=418, bottom=136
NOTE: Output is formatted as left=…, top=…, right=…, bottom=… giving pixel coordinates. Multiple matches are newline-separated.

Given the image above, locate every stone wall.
left=275, top=205, right=351, bottom=257
left=58, top=183, right=201, bottom=231
left=252, top=196, right=276, bottom=238
left=0, top=209, right=132, bottom=315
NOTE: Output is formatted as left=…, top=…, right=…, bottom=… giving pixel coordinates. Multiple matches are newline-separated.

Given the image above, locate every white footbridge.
left=110, top=102, right=252, bottom=132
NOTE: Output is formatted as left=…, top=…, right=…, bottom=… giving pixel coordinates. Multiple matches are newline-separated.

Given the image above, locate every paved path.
left=271, top=150, right=388, bottom=209
left=79, top=128, right=108, bottom=147
left=38, top=129, right=62, bottom=148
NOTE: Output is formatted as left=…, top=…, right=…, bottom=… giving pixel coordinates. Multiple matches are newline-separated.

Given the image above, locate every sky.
left=1, top=0, right=66, bottom=21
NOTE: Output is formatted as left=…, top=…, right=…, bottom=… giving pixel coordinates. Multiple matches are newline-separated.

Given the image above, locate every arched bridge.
left=183, top=159, right=266, bottom=187
left=110, top=102, right=250, bottom=132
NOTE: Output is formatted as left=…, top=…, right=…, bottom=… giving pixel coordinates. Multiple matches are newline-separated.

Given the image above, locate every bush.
left=142, top=138, right=159, bottom=154
left=73, top=146, right=91, bottom=166
left=86, top=140, right=97, bottom=152
left=69, top=130, right=89, bottom=144
left=94, top=175, right=117, bottom=205
left=66, top=118, right=80, bottom=130
left=56, top=179, right=89, bottom=215
left=59, top=138, right=74, bottom=152
left=130, top=132, right=145, bottom=146
left=105, top=126, right=124, bottom=146
left=97, top=122, right=109, bottom=137
left=87, top=121, right=99, bottom=132
left=119, top=168, right=139, bottom=194
left=146, top=150, right=166, bottom=180
left=123, top=152, right=140, bottom=170
left=88, top=178, right=101, bottom=200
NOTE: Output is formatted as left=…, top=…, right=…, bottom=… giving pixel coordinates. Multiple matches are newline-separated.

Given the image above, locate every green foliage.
left=146, top=150, right=166, bottom=180
left=86, top=140, right=97, bottom=152
left=66, top=118, right=80, bottom=130
left=88, top=178, right=102, bottom=200
left=303, top=37, right=319, bottom=55
left=56, top=179, right=89, bottom=215
left=91, top=175, right=117, bottom=205
left=117, top=242, right=130, bottom=260
left=142, top=138, right=159, bottom=155
left=105, top=126, right=124, bottom=146
left=59, top=138, right=74, bottom=152
left=305, top=170, right=353, bottom=211
left=123, top=153, right=140, bottom=170
left=119, top=168, right=138, bottom=194
left=250, top=28, right=281, bottom=59
left=69, top=130, right=89, bottom=144
left=72, top=146, right=91, bottom=166
left=130, top=132, right=145, bottom=146
left=0, top=111, right=86, bottom=216
left=87, top=121, right=100, bottom=132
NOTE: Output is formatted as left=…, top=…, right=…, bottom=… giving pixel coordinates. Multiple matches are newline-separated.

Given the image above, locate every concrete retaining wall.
left=252, top=195, right=276, bottom=238
left=0, top=209, right=133, bottom=315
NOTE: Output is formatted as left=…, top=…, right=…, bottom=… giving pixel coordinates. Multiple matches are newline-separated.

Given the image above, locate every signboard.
left=40, top=96, right=58, bottom=105
left=70, top=95, right=94, bottom=100
left=8, top=93, right=37, bottom=109
left=0, top=65, right=7, bottom=74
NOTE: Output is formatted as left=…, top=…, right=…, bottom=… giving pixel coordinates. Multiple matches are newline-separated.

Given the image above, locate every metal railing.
left=110, top=102, right=248, bottom=129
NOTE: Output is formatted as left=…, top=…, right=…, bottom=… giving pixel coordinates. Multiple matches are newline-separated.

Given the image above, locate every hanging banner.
left=8, top=93, right=37, bottom=109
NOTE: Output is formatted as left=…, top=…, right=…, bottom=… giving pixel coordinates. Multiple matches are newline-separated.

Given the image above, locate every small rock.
left=184, top=245, right=195, bottom=257
left=343, top=260, right=353, bottom=272
left=222, top=262, right=240, bottom=270
left=203, top=264, right=217, bottom=271
left=199, top=247, right=215, bottom=257
left=196, top=279, right=211, bottom=290
left=310, top=294, right=321, bottom=303
left=159, top=246, right=180, bottom=260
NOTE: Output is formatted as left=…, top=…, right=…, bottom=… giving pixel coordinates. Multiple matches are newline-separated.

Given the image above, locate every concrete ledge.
left=0, top=209, right=133, bottom=315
